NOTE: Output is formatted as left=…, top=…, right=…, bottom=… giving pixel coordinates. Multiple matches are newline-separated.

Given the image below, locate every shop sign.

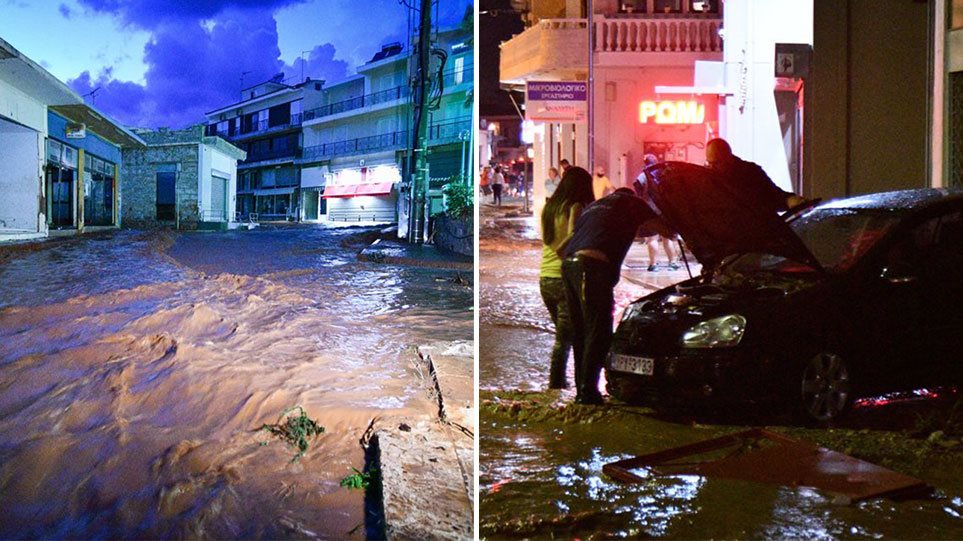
left=526, top=81, right=587, bottom=124
left=639, top=101, right=705, bottom=125
left=66, top=122, right=86, bottom=139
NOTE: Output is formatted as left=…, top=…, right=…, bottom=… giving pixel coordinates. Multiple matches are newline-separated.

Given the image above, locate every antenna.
left=83, top=86, right=101, bottom=105
left=240, top=70, right=252, bottom=99
left=301, top=50, right=311, bottom=82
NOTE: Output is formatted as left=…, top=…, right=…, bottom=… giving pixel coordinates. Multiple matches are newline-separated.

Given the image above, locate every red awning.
left=324, top=182, right=394, bottom=198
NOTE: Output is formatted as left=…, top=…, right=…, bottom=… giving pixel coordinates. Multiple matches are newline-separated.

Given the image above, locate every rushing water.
left=478, top=213, right=963, bottom=539
left=0, top=225, right=472, bottom=539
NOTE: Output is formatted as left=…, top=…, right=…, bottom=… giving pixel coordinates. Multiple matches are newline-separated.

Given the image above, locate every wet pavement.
left=0, top=224, right=472, bottom=539
left=478, top=200, right=963, bottom=539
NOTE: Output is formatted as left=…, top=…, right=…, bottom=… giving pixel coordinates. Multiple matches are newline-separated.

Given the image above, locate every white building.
left=299, top=27, right=473, bottom=232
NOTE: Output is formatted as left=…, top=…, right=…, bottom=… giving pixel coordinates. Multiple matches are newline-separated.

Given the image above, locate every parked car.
left=607, top=162, right=963, bottom=422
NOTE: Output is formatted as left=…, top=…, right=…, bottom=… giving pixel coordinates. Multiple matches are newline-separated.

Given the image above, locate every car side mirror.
left=880, top=263, right=917, bottom=284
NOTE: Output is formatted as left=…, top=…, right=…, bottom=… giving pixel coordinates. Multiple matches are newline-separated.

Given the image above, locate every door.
left=156, top=171, right=176, bottom=221
left=211, top=175, right=228, bottom=221
left=47, top=166, right=73, bottom=227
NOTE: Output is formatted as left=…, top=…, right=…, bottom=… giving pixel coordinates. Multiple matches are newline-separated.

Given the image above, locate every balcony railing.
left=206, top=113, right=303, bottom=139
left=595, top=16, right=722, bottom=53
left=427, top=116, right=473, bottom=143
left=301, top=117, right=473, bottom=160
left=442, top=64, right=474, bottom=88
left=303, top=85, right=409, bottom=121
left=303, top=131, right=408, bottom=160
left=242, top=146, right=302, bottom=163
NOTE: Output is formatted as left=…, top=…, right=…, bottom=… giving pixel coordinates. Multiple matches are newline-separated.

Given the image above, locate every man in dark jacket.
left=560, top=188, right=670, bottom=404
left=705, top=138, right=805, bottom=212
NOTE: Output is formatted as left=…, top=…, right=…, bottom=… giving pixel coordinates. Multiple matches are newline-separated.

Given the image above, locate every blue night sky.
left=0, top=0, right=472, bottom=128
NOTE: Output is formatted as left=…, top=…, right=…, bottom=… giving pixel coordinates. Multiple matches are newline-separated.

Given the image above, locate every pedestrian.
left=560, top=186, right=671, bottom=404
left=636, top=154, right=679, bottom=272
left=480, top=166, right=492, bottom=196
left=559, top=159, right=571, bottom=174
left=705, top=138, right=806, bottom=212
left=592, top=166, right=615, bottom=201
left=544, top=167, right=561, bottom=198
left=492, top=166, right=505, bottom=206
left=539, top=166, right=594, bottom=389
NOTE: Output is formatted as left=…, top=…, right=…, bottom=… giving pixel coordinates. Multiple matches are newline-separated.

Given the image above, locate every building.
left=121, top=126, right=246, bottom=230
left=299, top=27, right=473, bottom=230
left=204, top=75, right=324, bottom=221
left=1, top=36, right=144, bottom=242
left=499, top=0, right=724, bottom=220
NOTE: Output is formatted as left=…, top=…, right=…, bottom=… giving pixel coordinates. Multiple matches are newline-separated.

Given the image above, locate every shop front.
left=300, top=165, right=329, bottom=222
left=323, top=164, right=400, bottom=223
left=83, top=154, right=115, bottom=226
left=45, top=139, right=77, bottom=228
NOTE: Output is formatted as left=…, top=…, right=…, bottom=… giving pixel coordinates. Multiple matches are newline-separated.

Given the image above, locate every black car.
left=607, top=162, right=963, bottom=422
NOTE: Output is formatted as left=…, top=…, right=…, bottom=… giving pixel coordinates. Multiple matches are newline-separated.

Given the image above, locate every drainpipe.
left=587, top=0, right=594, bottom=172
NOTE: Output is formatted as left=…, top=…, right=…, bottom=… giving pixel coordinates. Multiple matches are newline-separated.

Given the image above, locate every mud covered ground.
left=478, top=203, right=963, bottom=539
left=0, top=224, right=472, bottom=539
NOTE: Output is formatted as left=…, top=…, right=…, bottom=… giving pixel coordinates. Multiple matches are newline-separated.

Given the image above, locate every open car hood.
left=643, top=162, right=823, bottom=271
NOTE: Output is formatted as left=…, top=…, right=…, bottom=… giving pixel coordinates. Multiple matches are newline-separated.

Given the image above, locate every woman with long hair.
left=539, top=166, right=595, bottom=389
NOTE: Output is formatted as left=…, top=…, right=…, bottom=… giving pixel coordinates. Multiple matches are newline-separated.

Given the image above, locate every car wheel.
left=798, top=352, right=851, bottom=423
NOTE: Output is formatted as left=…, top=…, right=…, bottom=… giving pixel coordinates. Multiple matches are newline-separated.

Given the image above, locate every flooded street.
left=0, top=225, right=472, bottom=538
left=478, top=205, right=963, bottom=539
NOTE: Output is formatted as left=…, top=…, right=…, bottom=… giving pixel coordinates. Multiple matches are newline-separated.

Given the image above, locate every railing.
left=427, top=116, right=473, bottom=143
left=243, top=146, right=302, bottom=163
left=206, top=113, right=303, bottom=139
left=595, top=17, right=722, bottom=53
left=303, top=130, right=409, bottom=160
left=303, top=85, right=409, bottom=121
left=442, top=64, right=474, bottom=87
left=302, top=117, right=473, bottom=160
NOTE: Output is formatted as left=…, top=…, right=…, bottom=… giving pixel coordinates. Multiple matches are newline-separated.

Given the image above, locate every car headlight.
left=681, top=314, right=746, bottom=348
left=620, top=301, right=646, bottom=323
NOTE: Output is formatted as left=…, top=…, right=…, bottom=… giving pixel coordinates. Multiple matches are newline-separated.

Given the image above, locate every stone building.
left=121, top=126, right=246, bottom=230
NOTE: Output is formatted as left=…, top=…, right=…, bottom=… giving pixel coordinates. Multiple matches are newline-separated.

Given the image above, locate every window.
left=689, top=0, right=718, bottom=13
left=619, top=0, right=646, bottom=13
left=454, top=56, right=464, bottom=85
left=654, top=0, right=682, bottom=13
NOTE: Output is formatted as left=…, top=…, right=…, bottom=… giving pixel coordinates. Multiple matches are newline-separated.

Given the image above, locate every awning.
left=324, top=182, right=394, bottom=198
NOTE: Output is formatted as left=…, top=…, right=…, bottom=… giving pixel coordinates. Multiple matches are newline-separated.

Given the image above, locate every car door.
left=918, top=209, right=963, bottom=382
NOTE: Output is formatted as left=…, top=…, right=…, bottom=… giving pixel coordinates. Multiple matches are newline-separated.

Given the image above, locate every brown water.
left=478, top=213, right=963, bottom=539
left=0, top=225, right=472, bottom=539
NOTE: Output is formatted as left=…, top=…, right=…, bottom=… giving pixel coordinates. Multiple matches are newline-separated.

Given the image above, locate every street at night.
left=0, top=225, right=473, bottom=538
left=478, top=201, right=963, bottom=539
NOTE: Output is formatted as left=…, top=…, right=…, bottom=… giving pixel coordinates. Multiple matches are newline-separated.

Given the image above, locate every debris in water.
left=258, top=405, right=325, bottom=462
left=340, top=467, right=378, bottom=489
left=603, top=428, right=932, bottom=503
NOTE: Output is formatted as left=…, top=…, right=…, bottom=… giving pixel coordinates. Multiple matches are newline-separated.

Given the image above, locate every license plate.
left=609, top=353, right=655, bottom=376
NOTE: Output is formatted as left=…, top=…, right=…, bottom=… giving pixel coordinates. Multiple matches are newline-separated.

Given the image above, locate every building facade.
left=500, top=0, right=723, bottom=220
left=204, top=76, right=324, bottom=221
left=1, top=37, right=143, bottom=242
left=121, top=126, right=246, bottom=230
left=300, top=28, right=473, bottom=229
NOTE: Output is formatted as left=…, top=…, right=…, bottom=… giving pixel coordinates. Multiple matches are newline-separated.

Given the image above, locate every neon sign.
left=639, top=101, right=705, bottom=124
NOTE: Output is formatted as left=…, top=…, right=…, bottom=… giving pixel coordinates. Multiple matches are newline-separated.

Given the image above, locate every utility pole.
left=407, top=0, right=432, bottom=244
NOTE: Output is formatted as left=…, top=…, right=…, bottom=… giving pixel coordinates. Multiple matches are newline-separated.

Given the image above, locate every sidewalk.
left=374, top=341, right=474, bottom=540
left=620, top=240, right=702, bottom=290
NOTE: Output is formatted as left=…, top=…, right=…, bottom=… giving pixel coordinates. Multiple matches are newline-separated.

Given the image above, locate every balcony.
left=500, top=15, right=722, bottom=85
left=242, top=146, right=302, bottom=164
left=205, top=114, right=302, bottom=141
left=442, top=64, right=474, bottom=91
left=303, top=85, right=409, bottom=122
left=301, top=116, right=473, bottom=160
left=500, top=19, right=588, bottom=86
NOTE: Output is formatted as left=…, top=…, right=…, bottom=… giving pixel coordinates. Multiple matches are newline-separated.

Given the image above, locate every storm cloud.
left=68, top=6, right=351, bottom=128
left=75, top=0, right=309, bottom=28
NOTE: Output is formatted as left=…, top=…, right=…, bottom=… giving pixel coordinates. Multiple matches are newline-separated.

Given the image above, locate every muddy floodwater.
left=0, top=225, right=471, bottom=538
left=478, top=211, right=963, bottom=539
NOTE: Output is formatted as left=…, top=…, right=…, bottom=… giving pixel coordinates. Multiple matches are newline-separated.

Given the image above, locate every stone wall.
left=121, top=142, right=200, bottom=229
left=433, top=214, right=473, bottom=257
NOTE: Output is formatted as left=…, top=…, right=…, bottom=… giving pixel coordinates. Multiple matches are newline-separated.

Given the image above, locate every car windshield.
left=724, top=208, right=902, bottom=275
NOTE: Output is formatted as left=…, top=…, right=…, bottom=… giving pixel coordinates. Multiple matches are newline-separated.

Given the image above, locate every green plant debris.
left=340, top=467, right=378, bottom=490
left=259, top=405, right=325, bottom=462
